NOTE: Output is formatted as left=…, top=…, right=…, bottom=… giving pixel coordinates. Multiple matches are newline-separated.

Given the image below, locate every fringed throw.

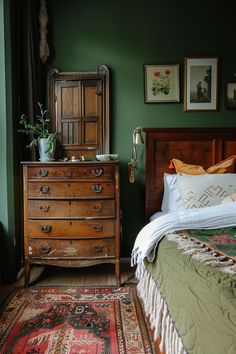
left=136, top=263, right=187, bottom=354
left=166, top=230, right=236, bottom=275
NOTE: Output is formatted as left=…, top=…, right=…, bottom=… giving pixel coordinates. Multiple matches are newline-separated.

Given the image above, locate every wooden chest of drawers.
left=22, top=161, right=120, bottom=286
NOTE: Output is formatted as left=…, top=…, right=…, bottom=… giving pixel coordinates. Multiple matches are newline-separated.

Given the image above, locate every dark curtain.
left=15, top=0, right=48, bottom=274
left=19, top=0, right=44, bottom=160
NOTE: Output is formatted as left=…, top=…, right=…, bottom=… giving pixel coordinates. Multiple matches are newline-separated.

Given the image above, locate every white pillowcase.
left=161, top=173, right=183, bottom=213
left=177, top=173, right=236, bottom=209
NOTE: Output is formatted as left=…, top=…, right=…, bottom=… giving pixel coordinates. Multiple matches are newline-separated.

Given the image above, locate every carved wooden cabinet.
left=47, top=65, right=110, bottom=159
left=22, top=161, right=120, bottom=287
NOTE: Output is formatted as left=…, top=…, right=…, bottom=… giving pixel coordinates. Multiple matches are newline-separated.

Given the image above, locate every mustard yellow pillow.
left=169, top=155, right=236, bottom=175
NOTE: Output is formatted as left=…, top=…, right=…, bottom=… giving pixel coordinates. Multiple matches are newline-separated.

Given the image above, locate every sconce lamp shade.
left=133, top=127, right=144, bottom=145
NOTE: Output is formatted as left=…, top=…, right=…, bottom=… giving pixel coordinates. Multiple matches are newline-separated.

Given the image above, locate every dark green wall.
left=47, top=0, right=236, bottom=256
left=1, top=0, right=236, bottom=282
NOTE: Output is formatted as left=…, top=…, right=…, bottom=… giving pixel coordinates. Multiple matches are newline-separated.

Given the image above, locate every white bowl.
left=96, top=154, right=119, bottom=161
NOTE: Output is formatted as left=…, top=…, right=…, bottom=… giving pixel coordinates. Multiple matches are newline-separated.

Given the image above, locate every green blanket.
left=144, top=235, right=236, bottom=354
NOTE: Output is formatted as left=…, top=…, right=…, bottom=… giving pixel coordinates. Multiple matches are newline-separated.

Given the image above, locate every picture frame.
left=226, top=82, right=236, bottom=110
left=144, top=64, right=180, bottom=103
left=184, top=56, right=219, bottom=111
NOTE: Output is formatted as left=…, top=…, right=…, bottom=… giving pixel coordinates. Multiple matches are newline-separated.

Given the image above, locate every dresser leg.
left=115, top=261, right=121, bottom=287
left=24, top=260, right=30, bottom=288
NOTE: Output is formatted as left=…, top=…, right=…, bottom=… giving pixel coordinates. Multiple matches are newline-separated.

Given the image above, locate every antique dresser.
left=22, top=160, right=120, bottom=286
left=21, top=65, right=121, bottom=286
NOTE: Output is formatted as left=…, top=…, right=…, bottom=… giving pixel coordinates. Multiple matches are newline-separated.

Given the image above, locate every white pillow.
left=177, top=173, right=236, bottom=209
left=161, top=173, right=183, bottom=213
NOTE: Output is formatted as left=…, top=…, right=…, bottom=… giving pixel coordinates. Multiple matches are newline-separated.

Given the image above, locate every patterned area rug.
left=0, top=286, right=153, bottom=353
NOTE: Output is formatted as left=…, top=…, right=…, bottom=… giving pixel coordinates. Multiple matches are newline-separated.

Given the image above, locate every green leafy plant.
left=18, top=102, right=57, bottom=153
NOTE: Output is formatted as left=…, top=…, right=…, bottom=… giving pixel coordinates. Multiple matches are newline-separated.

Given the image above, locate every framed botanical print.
left=184, top=56, right=219, bottom=111
left=144, top=64, right=180, bottom=103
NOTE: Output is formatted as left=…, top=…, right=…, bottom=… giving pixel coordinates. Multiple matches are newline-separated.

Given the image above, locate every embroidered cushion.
left=177, top=173, right=236, bottom=209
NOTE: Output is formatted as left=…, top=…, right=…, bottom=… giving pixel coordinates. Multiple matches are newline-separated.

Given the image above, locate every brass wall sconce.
left=128, top=127, right=144, bottom=183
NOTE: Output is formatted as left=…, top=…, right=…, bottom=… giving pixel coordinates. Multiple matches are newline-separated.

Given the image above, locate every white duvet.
left=131, top=202, right=236, bottom=266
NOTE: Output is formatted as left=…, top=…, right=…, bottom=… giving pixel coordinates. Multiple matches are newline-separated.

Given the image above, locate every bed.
left=132, top=128, right=236, bottom=354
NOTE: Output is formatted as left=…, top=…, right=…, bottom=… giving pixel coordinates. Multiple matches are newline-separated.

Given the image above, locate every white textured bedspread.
left=131, top=202, right=236, bottom=266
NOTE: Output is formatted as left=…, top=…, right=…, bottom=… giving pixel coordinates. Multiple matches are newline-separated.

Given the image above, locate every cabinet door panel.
left=55, top=80, right=101, bottom=157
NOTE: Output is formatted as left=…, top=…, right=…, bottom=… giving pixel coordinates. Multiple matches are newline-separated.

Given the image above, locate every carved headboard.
left=143, top=128, right=236, bottom=221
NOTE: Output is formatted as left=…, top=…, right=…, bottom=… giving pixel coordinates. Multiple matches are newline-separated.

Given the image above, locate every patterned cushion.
left=169, top=156, right=236, bottom=175
left=177, top=173, right=236, bottom=209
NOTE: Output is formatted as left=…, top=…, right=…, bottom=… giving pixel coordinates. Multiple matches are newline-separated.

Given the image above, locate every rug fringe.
left=136, top=263, right=187, bottom=354
left=166, top=232, right=236, bottom=274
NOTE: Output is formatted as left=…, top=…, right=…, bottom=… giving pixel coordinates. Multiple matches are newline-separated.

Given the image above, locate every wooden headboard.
left=143, top=128, right=236, bottom=221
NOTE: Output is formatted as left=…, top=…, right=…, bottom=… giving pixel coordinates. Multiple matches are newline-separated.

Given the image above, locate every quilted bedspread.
left=144, top=234, right=236, bottom=354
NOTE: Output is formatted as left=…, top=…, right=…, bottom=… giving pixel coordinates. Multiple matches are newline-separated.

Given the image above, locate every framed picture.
left=184, top=56, right=219, bottom=111
left=144, top=64, right=180, bottom=103
left=226, top=83, right=236, bottom=109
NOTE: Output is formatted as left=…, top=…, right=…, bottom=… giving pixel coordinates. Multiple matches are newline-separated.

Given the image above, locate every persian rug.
left=0, top=286, right=153, bottom=353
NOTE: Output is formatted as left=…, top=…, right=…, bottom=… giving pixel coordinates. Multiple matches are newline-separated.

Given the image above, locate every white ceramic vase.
left=38, top=138, right=56, bottom=162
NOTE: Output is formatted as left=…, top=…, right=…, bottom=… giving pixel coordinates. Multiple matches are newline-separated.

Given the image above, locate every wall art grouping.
left=144, top=56, right=235, bottom=111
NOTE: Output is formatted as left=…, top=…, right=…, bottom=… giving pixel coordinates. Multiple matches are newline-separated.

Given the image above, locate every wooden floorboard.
left=16, top=262, right=137, bottom=287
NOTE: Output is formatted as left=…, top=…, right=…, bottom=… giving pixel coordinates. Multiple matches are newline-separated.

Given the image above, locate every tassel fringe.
left=166, top=232, right=236, bottom=274
left=136, top=263, right=187, bottom=354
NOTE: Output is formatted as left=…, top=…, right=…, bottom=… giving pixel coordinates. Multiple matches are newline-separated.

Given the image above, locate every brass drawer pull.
left=91, top=168, right=104, bottom=177
left=92, top=204, right=103, bottom=212
left=93, top=244, right=104, bottom=252
left=92, top=185, right=103, bottom=193
left=40, top=205, right=50, bottom=212
left=40, top=246, right=52, bottom=254
left=40, top=225, right=52, bottom=233
left=37, top=169, right=49, bottom=177
left=92, top=224, right=103, bottom=232
left=39, top=186, right=50, bottom=194
left=66, top=171, right=72, bottom=177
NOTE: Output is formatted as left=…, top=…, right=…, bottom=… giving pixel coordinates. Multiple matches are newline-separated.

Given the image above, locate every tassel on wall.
left=39, top=0, right=49, bottom=63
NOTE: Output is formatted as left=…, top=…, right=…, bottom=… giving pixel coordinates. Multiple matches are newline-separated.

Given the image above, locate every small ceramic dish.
left=96, top=154, right=119, bottom=161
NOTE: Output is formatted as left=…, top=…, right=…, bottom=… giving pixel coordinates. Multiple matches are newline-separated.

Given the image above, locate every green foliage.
left=18, top=102, right=57, bottom=153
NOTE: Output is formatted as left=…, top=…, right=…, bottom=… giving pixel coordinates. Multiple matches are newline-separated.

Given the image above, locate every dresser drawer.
left=27, top=165, right=114, bottom=180
left=28, top=200, right=115, bottom=218
left=27, top=219, right=114, bottom=238
left=27, top=181, right=114, bottom=198
left=28, top=238, right=115, bottom=259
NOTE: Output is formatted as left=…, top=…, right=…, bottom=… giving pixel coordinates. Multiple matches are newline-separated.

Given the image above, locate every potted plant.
left=18, top=102, right=58, bottom=161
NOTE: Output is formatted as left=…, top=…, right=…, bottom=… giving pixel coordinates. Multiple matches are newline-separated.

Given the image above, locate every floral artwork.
left=152, top=70, right=170, bottom=96
left=144, top=64, right=180, bottom=103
